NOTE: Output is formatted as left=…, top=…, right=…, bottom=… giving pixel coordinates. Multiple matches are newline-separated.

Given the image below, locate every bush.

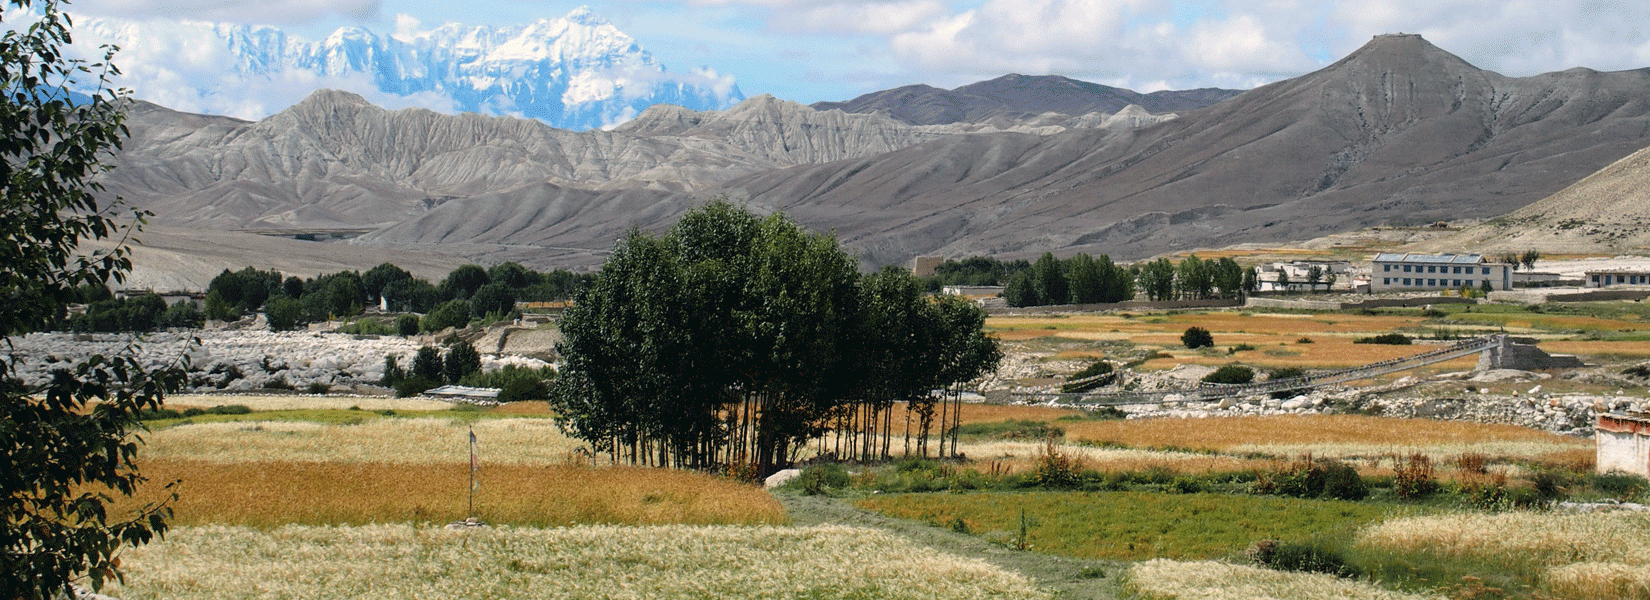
left=1202, top=364, right=1254, bottom=385
left=1267, top=367, right=1308, bottom=399
left=1295, top=336, right=1314, bottom=344
left=1247, top=539, right=1359, bottom=578
left=1354, top=333, right=1412, bottom=345
left=496, top=377, right=549, bottom=403
left=1181, top=326, right=1214, bottom=349
left=1032, top=437, right=1081, bottom=488
left=1256, top=457, right=1367, bottom=501
left=1227, top=343, right=1257, bottom=354
left=336, top=319, right=392, bottom=335
left=305, top=382, right=331, bottom=395
left=1393, top=453, right=1438, bottom=500
left=262, top=377, right=295, bottom=390
left=1589, top=471, right=1649, bottom=501
left=206, top=404, right=252, bottom=415
left=394, top=376, right=440, bottom=398
left=395, top=314, right=421, bottom=336
left=443, top=341, right=483, bottom=384
left=795, top=464, right=852, bottom=495
left=421, top=299, right=473, bottom=332
left=264, top=295, right=306, bottom=332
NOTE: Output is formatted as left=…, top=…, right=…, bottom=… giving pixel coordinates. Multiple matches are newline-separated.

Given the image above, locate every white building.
left=1370, top=253, right=1511, bottom=293
left=1598, top=413, right=1650, bottom=478
left=1586, top=270, right=1650, bottom=288
left=1255, top=261, right=1351, bottom=293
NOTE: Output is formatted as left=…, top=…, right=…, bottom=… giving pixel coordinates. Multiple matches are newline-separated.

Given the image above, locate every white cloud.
left=69, top=0, right=382, bottom=25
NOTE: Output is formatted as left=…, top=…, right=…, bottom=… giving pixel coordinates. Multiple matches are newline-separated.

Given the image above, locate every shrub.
left=1061, top=361, right=1116, bottom=393
left=1267, top=367, right=1308, bottom=399
left=1181, top=326, right=1214, bottom=349
left=1227, top=343, right=1257, bottom=354
left=305, top=382, right=331, bottom=395
left=443, top=341, right=482, bottom=384
left=337, top=319, right=392, bottom=335
left=394, top=376, right=440, bottom=398
left=1032, top=436, right=1081, bottom=489
left=496, top=377, right=549, bottom=403
left=262, top=377, right=295, bottom=390
left=1255, top=457, right=1366, bottom=501
left=395, top=314, right=421, bottom=336
left=1295, top=336, right=1314, bottom=344
left=206, top=404, right=252, bottom=415
left=1202, top=364, right=1254, bottom=385
left=1393, top=452, right=1438, bottom=500
left=795, top=464, right=852, bottom=495
left=1354, top=333, right=1412, bottom=345
left=1247, top=539, right=1359, bottom=578
left=421, top=299, right=473, bottom=332
left=1068, top=361, right=1115, bottom=380
left=1589, top=471, right=1649, bottom=501
left=1622, top=364, right=1650, bottom=379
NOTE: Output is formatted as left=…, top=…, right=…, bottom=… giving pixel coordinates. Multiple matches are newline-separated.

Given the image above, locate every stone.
left=764, top=468, right=802, bottom=489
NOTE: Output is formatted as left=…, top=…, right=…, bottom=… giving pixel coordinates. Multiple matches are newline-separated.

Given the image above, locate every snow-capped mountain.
left=74, top=6, right=743, bottom=130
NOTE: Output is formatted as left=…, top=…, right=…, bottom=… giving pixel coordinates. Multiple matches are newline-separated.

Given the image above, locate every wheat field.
left=1357, top=512, right=1650, bottom=600
left=103, top=524, right=1052, bottom=600
left=1125, top=559, right=1443, bottom=600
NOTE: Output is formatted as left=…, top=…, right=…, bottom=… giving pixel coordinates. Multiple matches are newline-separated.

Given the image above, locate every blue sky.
left=51, top=0, right=1650, bottom=105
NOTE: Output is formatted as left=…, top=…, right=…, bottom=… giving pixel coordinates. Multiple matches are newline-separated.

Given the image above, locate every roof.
left=1372, top=252, right=1488, bottom=264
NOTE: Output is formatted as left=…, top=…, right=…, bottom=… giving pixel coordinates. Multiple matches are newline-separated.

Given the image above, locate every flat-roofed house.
left=1586, top=269, right=1650, bottom=288
left=1370, top=253, right=1511, bottom=293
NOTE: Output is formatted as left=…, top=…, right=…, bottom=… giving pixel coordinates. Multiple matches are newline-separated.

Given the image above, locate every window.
left=1428, top=279, right=1437, bottom=286
left=1383, top=278, right=1391, bottom=285
left=1384, top=264, right=1391, bottom=272
left=1403, top=265, right=1412, bottom=272
left=1403, top=278, right=1411, bottom=285
left=1481, top=267, right=1490, bottom=275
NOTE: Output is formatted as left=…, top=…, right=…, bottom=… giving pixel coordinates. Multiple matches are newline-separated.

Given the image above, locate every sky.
left=48, top=0, right=1650, bottom=105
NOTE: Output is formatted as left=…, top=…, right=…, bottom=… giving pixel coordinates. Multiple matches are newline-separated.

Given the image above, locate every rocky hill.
left=708, top=34, right=1650, bottom=265
left=1416, top=143, right=1650, bottom=254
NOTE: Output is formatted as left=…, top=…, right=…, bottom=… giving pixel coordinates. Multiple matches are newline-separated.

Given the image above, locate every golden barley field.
left=1357, top=512, right=1650, bottom=600
left=165, top=393, right=455, bottom=411
left=119, top=459, right=784, bottom=528
left=141, top=416, right=585, bottom=464
left=1125, top=559, right=1441, bottom=600
left=104, top=524, right=1050, bottom=600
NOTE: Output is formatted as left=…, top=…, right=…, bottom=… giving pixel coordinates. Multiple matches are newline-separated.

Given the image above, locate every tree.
left=1520, top=249, right=1541, bottom=272
left=1065, top=254, right=1101, bottom=304
left=1213, top=258, right=1244, bottom=299
left=412, top=346, right=444, bottom=383
left=440, top=264, right=490, bottom=300
left=1181, top=326, right=1214, bottom=349
left=264, top=296, right=305, bottom=332
left=2, top=3, right=185, bottom=596
left=1030, top=253, right=1068, bottom=307
left=421, top=299, right=472, bottom=332
left=1003, top=270, right=1037, bottom=307
left=469, top=282, right=516, bottom=319
left=1175, top=255, right=1212, bottom=300
left=361, top=263, right=412, bottom=304
left=1137, top=258, right=1176, bottom=301
left=443, top=341, right=482, bottom=384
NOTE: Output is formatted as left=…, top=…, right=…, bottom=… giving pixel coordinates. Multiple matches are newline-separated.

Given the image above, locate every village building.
left=1597, top=412, right=1650, bottom=479
left=1585, top=269, right=1650, bottom=288
left=1254, top=260, right=1351, bottom=293
left=1370, top=253, right=1511, bottom=293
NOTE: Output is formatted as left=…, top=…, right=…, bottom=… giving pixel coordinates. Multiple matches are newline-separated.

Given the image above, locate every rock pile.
left=10, top=329, right=552, bottom=394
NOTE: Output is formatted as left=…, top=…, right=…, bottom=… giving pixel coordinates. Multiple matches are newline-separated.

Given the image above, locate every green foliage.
left=263, top=295, right=306, bottom=332
left=0, top=4, right=190, bottom=590
left=380, top=354, right=407, bottom=387
left=360, top=263, right=412, bottom=304
left=794, top=464, right=852, bottom=496
left=1587, top=471, right=1649, bottom=501
left=1392, top=453, right=1439, bottom=500
left=159, top=299, right=205, bottom=330
left=411, top=346, right=444, bottom=384
left=1181, top=326, right=1214, bottom=349
left=1267, top=367, right=1308, bottom=399
left=442, top=341, right=483, bottom=385
left=1354, top=333, right=1413, bottom=345
left=1032, top=437, right=1081, bottom=488
left=552, top=200, right=999, bottom=474
left=394, top=314, right=420, bottom=336
left=494, top=377, right=550, bottom=403
left=394, top=377, right=440, bottom=398
left=305, top=382, right=331, bottom=395
left=1060, top=361, right=1115, bottom=393
left=1255, top=457, right=1368, bottom=501
left=469, top=282, right=516, bottom=320
left=335, top=318, right=392, bottom=336
left=440, top=264, right=490, bottom=300
left=1202, top=364, right=1254, bottom=385
left=1247, top=539, right=1360, bottom=578
left=458, top=364, right=557, bottom=390
left=421, top=299, right=472, bottom=332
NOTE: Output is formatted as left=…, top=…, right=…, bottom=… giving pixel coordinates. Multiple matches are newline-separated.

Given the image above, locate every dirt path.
left=777, top=492, right=1125, bottom=599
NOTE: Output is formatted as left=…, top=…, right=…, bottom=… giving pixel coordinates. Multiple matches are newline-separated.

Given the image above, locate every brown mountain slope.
left=1416, top=143, right=1650, bottom=254
left=707, top=34, right=1650, bottom=265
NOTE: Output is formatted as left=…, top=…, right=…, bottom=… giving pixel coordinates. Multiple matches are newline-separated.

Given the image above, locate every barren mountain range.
left=103, top=33, right=1650, bottom=283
